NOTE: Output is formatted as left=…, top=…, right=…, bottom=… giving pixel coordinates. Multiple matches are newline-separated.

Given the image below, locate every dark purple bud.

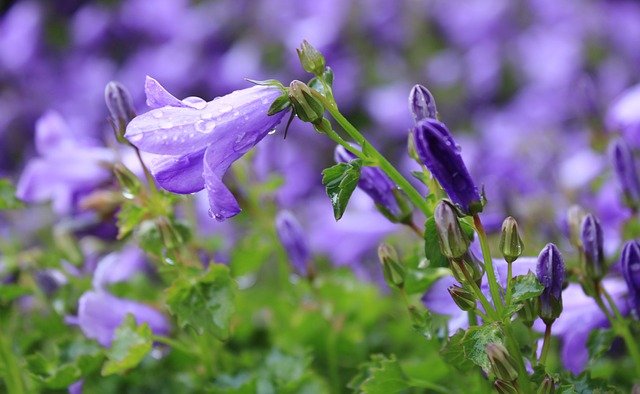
left=409, top=84, right=437, bottom=122
left=621, top=240, right=640, bottom=317
left=580, top=214, right=605, bottom=280
left=536, top=243, right=565, bottom=324
left=105, top=81, right=136, bottom=143
left=610, top=138, right=640, bottom=210
left=434, top=200, right=471, bottom=259
left=275, top=211, right=311, bottom=277
left=412, top=119, right=482, bottom=215
left=335, top=146, right=406, bottom=220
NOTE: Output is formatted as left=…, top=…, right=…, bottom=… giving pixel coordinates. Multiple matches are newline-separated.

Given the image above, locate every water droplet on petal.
left=268, top=129, right=276, bottom=135
left=128, top=134, right=143, bottom=142
left=160, top=121, right=173, bottom=129
left=183, top=96, right=207, bottom=109
left=152, top=110, right=163, bottom=119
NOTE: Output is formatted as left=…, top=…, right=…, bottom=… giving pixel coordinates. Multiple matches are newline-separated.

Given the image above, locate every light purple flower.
left=275, top=210, right=311, bottom=276
left=74, top=290, right=169, bottom=347
left=16, top=111, right=114, bottom=215
left=606, top=83, right=640, bottom=145
left=125, top=76, right=287, bottom=221
left=92, top=247, right=148, bottom=289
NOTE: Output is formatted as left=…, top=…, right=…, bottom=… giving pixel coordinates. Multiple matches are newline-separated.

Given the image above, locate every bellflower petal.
left=203, top=143, right=242, bottom=220
left=610, top=138, right=640, bottom=207
left=144, top=76, right=190, bottom=109
left=146, top=150, right=205, bottom=194
left=412, top=118, right=482, bottom=215
left=34, top=111, right=76, bottom=155
left=275, top=210, right=311, bottom=276
left=76, top=290, right=169, bottom=347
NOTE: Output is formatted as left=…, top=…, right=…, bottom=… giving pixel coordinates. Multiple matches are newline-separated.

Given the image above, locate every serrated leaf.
left=423, top=217, right=448, bottom=268
left=559, top=372, right=619, bottom=393
left=0, top=179, right=23, bottom=210
left=510, top=272, right=544, bottom=303
left=586, top=328, right=615, bottom=362
left=441, top=324, right=504, bottom=372
left=27, top=353, right=82, bottom=389
left=439, top=330, right=474, bottom=371
left=166, top=264, right=236, bottom=339
left=348, top=354, right=410, bottom=394
left=321, top=160, right=362, bottom=220
left=101, top=314, right=152, bottom=376
left=117, top=201, right=146, bottom=239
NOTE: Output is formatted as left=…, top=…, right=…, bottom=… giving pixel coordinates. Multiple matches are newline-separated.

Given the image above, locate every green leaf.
left=586, top=328, right=615, bottom=363
left=348, top=354, right=410, bottom=394
left=321, top=160, right=362, bottom=220
left=166, top=264, right=237, bottom=339
left=441, top=324, right=504, bottom=372
left=27, top=353, right=82, bottom=389
left=0, top=179, right=23, bottom=210
left=510, top=272, right=544, bottom=304
left=423, top=217, right=448, bottom=268
left=267, top=93, right=291, bottom=116
left=559, top=372, right=619, bottom=393
left=410, top=171, right=431, bottom=187
left=101, top=314, right=153, bottom=376
left=0, top=284, right=31, bottom=303
left=117, top=201, right=146, bottom=239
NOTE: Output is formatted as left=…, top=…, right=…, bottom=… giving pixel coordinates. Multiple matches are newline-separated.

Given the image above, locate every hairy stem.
left=473, top=215, right=504, bottom=316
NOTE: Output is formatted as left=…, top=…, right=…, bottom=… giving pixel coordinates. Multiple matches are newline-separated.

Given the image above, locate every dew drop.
left=183, top=96, right=207, bottom=109
left=128, top=134, right=143, bottom=142
left=268, top=129, right=276, bottom=135
left=152, top=110, right=163, bottom=119
left=160, top=121, right=173, bottom=129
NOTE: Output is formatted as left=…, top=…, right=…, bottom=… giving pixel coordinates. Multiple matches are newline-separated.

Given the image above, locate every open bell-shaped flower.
left=125, top=76, right=288, bottom=221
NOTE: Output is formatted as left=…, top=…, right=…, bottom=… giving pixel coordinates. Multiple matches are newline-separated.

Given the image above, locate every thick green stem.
left=457, top=261, right=498, bottom=321
left=313, top=92, right=431, bottom=217
left=473, top=215, right=504, bottom=316
left=539, top=323, right=552, bottom=366
left=0, top=327, right=25, bottom=394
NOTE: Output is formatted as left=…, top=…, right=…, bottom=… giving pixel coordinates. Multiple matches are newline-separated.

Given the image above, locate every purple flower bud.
left=412, top=119, right=482, bottom=215
left=580, top=214, right=605, bottom=280
left=275, top=211, right=311, bottom=277
left=334, top=145, right=403, bottom=219
left=621, top=240, right=640, bottom=317
left=610, top=138, right=640, bottom=210
left=105, top=81, right=136, bottom=142
left=536, top=243, right=565, bottom=324
left=408, top=84, right=437, bottom=122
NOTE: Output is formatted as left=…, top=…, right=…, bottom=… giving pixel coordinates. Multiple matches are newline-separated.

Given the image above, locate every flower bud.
left=434, top=200, right=471, bottom=259
left=412, top=119, right=482, bottom=215
left=519, top=298, right=538, bottom=327
left=536, top=243, right=565, bottom=324
left=449, top=252, right=485, bottom=287
left=487, top=343, right=519, bottom=382
left=113, top=163, right=141, bottom=198
left=105, top=81, right=136, bottom=143
left=288, top=80, right=324, bottom=124
left=610, top=138, right=640, bottom=210
left=447, top=285, right=476, bottom=311
left=78, top=190, right=121, bottom=217
left=621, top=240, right=640, bottom=317
left=580, top=214, right=605, bottom=281
left=378, top=243, right=405, bottom=288
left=296, top=40, right=326, bottom=76
left=537, top=375, right=555, bottom=394
left=494, top=380, right=519, bottom=394
left=499, top=216, right=524, bottom=264
left=566, top=205, right=587, bottom=248
left=276, top=211, right=312, bottom=277
left=409, top=84, right=438, bottom=122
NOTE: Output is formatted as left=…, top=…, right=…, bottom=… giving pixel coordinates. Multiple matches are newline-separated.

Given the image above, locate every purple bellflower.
left=275, top=210, right=311, bottom=277
left=73, top=290, right=169, bottom=347
left=412, top=118, right=483, bottom=215
left=408, top=84, right=437, bottom=122
left=125, top=76, right=288, bottom=221
left=334, top=145, right=403, bottom=219
left=16, top=111, right=114, bottom=216
left=610, top=138, right=640, bottom=209
left=536, top=243, right=565, bottom=324
left=621, top=240, right=640, bottom=317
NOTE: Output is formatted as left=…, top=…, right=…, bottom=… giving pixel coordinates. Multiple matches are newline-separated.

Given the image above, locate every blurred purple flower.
left=621, top=240, right=640, bottom=317
left=92, top=247, right=148, bottom=289
left=275, top=210, right=311, bottom=276
left=412, top=118, right=482, bottom=215
left=125, top=76, right=287, bottom=221
left=16, top=111, right=114, bottom=215
left=610, top=138, right=640, bottom=209
left=335, top=145, right=402, bottom=218
left=606, top=83, right=640, bottom=145
left=73, top=290, right=169, bottom=347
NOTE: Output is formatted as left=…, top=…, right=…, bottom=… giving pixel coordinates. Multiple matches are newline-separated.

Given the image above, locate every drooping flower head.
left=620, top=240, right=640, bottom=317
left=334, top=145, right=404, bottom=219
left=125, top=77, right=288, bottom=221
left=412, top=118, right=482, bottom=215
left=536, top=243, right=565, bottom=324
left=275, top=210, right=311, bottom=277
left=610, top=138, right=640, bottom=210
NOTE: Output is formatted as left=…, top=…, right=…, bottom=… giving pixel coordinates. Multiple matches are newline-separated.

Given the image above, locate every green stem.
left=600, top=287, right=640, bottom=376
left=313, top=92, right=431, bottom=217
left=131, top=144, right=158, bottom=194
left=505, top=262, right=513, bottom=306
left=473, top=215, right=504, bottom=316
left=503, top=324, right=531, bottom=393
left=327, top=324, right=341, bottom=393
left=0, top=327, right=25, bottom=394
left=457, top=261, right=498, bottom=321
left=467, top=310, right=478, bottom=326
left=539, top=323, right=552, bottom=366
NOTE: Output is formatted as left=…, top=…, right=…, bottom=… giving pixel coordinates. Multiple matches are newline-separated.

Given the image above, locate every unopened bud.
left=450, top=252, right=485, bottom=287
left=378, top=243, right=405, bottom=288
left=537, top=375, right=555, bottom=394
left=447, top=285, right=476, bottom=311
left=105, top=81, right=136, bottom=143
left=409, top=84, right=438, bottom=122
left=611, top=138, right=640, bottom=210
left=494, top=380, right=519, bottom=394
left=434, top=200, right=470, bottom=259
left=566, top=205, right=587, bottom=248
left=499, top=217, right=524, bottom=264
left=519, top=298, right=538, bottom=327
left=580, top=214, right=605, bottom=280
left=113, top=163, right=141, bottom=198
left=487, top=343, right=519, bottom=382
left=296, top=40, right=326, bottom=76
left=288, top=80, right=324, bottom=124
left=537, top=243, right=565, bottom=324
